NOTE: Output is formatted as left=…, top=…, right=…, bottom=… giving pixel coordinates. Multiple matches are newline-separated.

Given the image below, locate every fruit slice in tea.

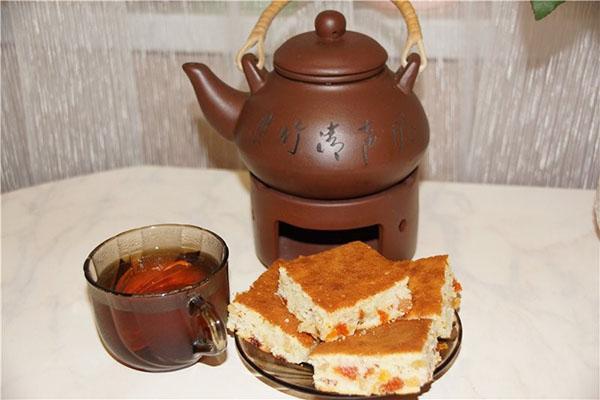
left=113, top=250, right=208, bottom=295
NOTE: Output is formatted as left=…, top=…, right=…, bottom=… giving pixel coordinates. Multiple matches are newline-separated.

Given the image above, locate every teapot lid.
left=274, top=10, right=388, bottom=83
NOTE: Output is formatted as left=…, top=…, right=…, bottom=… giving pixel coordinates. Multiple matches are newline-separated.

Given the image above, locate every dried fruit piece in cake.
left=309, top=319, right=440, bottom=395
left=277, top=241, right=412, bottom=342
left=397, top=255, right=462, bottom=338
left=227, top=263, right=317, bottom=363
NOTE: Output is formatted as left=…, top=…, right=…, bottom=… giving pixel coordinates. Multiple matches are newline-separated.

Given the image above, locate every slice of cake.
left=227, top=262, right=317, bottom=363
left=277, top=241, right=412, bottom=342
left=309, top=319, right=440, bottom=396
left=398, top=255, right=462, bottom=338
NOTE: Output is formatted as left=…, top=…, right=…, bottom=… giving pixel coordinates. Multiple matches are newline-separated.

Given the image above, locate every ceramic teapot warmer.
left=184, top=3, right=429, bottom=266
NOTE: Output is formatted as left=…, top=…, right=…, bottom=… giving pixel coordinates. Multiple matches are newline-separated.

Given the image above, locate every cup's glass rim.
left=83, top=223, right=229, bottom=298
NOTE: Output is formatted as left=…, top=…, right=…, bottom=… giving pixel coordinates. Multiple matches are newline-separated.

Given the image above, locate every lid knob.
left=315, top=10, right=346, bottom=39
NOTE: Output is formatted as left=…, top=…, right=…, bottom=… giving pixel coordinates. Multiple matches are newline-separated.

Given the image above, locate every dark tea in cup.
left=84, top=224, right=229, bottom=372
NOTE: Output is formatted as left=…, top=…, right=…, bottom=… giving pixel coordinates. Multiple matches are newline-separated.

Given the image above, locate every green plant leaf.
left=530, top=0, right=565, bottom=21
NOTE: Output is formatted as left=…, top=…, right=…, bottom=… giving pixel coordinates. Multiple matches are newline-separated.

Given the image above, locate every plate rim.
left=235, top=311, right=463, bottom=399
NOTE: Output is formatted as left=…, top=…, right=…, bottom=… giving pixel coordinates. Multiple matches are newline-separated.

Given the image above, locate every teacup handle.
left=235, top=0, right=427, bottom=72
left=188, top=296, right=227, bottom=356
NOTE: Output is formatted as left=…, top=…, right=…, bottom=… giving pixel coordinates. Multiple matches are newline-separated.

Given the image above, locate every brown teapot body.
left=184, top=10, right=429, bottom=200
left=235, top=66, right=428, bottom=199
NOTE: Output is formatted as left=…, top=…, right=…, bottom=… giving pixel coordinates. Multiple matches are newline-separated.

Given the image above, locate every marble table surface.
left=2, top=166, right=598, bottom=399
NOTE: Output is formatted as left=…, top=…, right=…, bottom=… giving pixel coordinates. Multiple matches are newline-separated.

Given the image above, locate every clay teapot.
left=183, top=8, right=429, bottom=199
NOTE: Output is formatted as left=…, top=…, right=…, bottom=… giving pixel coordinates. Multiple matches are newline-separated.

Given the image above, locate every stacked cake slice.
left=277, top=241, right=412, bottom=341
left=227, top=241, right=462, bottom=396
left=399, top=255, right=462, bottom=338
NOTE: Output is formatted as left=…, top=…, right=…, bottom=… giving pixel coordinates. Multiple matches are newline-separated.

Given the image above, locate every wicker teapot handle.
left=235, top=0, right=427, bottom=72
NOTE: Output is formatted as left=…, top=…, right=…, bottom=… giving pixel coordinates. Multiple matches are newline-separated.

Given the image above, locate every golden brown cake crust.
left=233, top=263, right=315, bottom=347
left=400, top=255, right=448, bottom=319
left=279, top=241, right=409, bottom=312
left=311, top=319, right=432, bottom=356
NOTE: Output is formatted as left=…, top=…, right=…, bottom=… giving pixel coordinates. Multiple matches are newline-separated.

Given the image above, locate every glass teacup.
left=84, top=224, right=229, bottom=372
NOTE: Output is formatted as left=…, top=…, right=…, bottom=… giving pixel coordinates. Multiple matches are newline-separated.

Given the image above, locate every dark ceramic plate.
left=235, top=312, right=462, bottom=399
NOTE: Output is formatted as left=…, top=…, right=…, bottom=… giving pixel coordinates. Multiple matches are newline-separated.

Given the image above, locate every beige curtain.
left=2, top=1, right=599, bottom=192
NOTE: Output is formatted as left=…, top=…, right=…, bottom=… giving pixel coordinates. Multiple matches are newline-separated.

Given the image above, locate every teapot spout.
left=183, top=63, right=247, bottom=141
